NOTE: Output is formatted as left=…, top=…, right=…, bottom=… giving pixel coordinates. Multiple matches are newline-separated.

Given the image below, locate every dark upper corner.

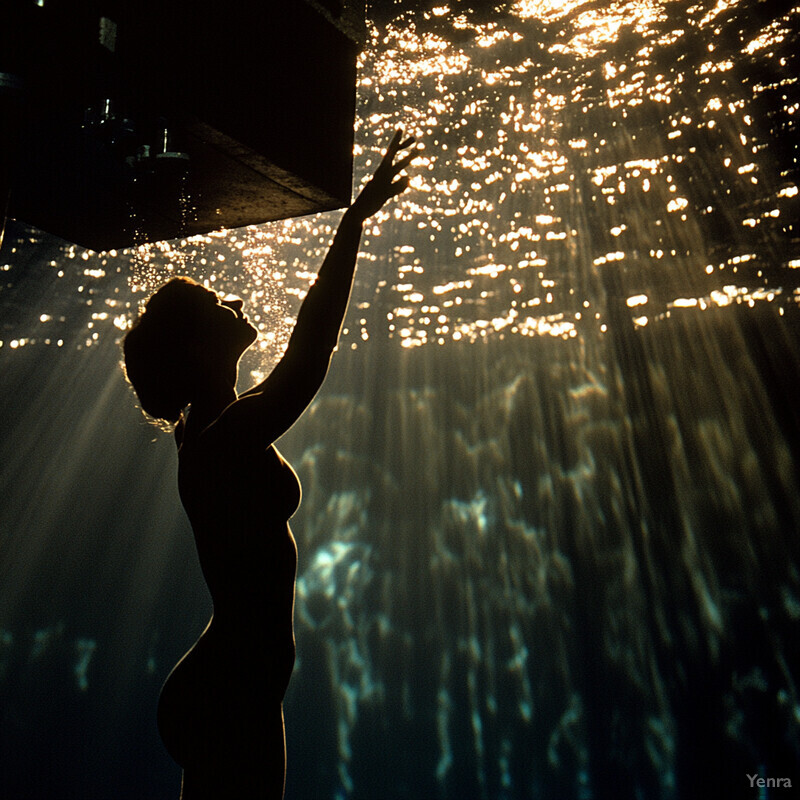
left=3, top=0, right=366, bottom=250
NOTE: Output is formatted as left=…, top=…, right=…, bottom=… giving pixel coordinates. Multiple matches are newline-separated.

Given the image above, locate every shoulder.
left=179, top=396, right=264, bottom=461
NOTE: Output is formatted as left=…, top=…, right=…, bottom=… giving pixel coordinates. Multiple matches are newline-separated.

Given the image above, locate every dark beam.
left=4, top=0, right=364, bottom=251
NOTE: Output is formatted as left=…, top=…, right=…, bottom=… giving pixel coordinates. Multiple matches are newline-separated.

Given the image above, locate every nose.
left=222, top=296, right=244, bottom=312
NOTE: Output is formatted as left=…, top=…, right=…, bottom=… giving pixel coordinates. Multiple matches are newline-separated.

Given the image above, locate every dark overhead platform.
left=3, top=0, right=364, bottom=251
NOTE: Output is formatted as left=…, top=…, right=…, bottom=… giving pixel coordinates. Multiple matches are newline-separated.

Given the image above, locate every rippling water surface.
left=1, top=2, right=799, bottom=798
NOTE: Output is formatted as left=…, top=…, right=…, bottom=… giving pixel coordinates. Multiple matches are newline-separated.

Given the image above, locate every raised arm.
left=282, top=130, right=417, bottom=370
left=220, top=130, right=417, bottom=447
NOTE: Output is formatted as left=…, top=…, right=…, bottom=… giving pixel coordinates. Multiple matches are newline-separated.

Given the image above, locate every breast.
left=178, top=440, right=301, bottom=604
left=262, top=445, right=302, bottom=520
left=179, top=442, right=301, bottom=524
left=222, top=444, right=302, bottom=524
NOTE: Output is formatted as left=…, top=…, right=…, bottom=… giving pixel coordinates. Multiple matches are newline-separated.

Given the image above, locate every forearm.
left=224, top=132, right=415, bottom=445
left=288, top=206, right=365, bottom=356
left=283, top=130, right=415, bottom=362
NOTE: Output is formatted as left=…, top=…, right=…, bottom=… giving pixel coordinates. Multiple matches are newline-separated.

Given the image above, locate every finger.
left=387, top=128, right=404, bottom=156
left=389, top=175, right=410, bottom=195
left=392, top=150, right=417, bottom=174
left=379, top=136, right=404, bottom=169
left=397, top=135, right=416, bottom=151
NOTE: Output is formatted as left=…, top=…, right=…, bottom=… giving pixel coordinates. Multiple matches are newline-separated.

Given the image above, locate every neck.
left=186, top=379, right=237, bottom=435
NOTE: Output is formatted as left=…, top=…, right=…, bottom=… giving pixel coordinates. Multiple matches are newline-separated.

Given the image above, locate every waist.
left=197, top=524, right=297, bottom=590
left=204, top=613, right=295, bottom=660
left=180, top=619, right=295, bottom=702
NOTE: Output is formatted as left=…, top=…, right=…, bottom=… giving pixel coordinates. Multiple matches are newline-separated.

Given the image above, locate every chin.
left=243, top=323, right=258, bottom=347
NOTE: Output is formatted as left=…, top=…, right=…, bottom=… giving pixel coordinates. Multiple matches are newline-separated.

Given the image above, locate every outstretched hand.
left=350, top=130, right=417, bottom=221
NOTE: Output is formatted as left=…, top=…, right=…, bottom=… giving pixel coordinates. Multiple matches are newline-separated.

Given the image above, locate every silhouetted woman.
left=123, top=131, right=416, bottom=799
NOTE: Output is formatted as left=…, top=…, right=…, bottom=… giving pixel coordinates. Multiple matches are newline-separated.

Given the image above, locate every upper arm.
left=213, top=338, right=333, bottom=449
left=217, top=208, right=362, bottom=448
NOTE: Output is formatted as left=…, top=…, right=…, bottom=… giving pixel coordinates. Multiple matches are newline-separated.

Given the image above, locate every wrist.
left=343, top=204, right=368, bottom=227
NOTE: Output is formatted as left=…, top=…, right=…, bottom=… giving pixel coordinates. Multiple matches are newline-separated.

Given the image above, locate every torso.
left=157, top=410, right=302, bottom=772
left=177, top=430, right=301, bottom=687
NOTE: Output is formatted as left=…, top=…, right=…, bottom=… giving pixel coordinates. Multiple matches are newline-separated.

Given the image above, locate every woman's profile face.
left=184, top=287, right=259, bottom=373
left=205, top=290, right=259, bottom=354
